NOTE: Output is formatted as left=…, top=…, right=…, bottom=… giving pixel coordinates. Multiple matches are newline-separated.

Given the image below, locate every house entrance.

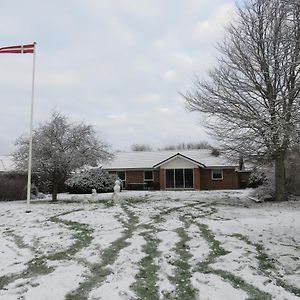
left=166, top=169, right=193, bottom=189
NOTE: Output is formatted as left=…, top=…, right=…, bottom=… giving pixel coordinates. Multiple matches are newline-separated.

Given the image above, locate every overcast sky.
left=0, top=0, right=239, bottom=154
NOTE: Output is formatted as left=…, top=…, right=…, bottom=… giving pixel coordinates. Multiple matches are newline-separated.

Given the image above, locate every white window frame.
left=144, top=170, right=154, bottom=181
left=212, top=169, right=223, bottom=180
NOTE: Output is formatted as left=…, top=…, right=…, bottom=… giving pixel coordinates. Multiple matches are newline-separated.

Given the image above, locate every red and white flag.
left=0, top=43, right=35, bottom=54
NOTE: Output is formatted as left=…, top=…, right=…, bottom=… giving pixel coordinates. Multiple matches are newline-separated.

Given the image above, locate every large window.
left=166, top=169, right=175, bottom=188
left=166, top=169, right=193, bottom=189
left=212, top=169, right=223, bottom=180
left=184, top=169, right=194, bottom=188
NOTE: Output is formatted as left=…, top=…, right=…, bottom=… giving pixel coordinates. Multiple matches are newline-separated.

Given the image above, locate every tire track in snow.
left=0, top=208, right=93, bottom=294
left=65, top=204, right=140, bottom=300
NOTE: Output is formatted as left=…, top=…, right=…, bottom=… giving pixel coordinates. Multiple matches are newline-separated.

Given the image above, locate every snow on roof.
left=102, top=150, right=236, bottom=170
left=0, top=155, right=15, bottom=172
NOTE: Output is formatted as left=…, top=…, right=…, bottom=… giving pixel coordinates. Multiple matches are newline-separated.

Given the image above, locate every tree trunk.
left=275, top=153, right=287, bottom=201
left=52, top=182, right=58, bottom=202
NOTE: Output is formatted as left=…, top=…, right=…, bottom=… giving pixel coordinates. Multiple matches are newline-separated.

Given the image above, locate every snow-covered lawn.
left=0, top=190, right=299, bottom=300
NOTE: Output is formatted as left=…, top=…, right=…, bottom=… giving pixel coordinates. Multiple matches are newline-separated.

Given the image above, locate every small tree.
left=184, top=0, right=300, bottom=201
left=14, top=112, right=112, bottom=201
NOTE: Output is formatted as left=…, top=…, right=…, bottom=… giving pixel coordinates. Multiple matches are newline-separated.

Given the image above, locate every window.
left=166, top=169, right=175, bottom=188
left=175, top=169, right=184, bottom=188
left=184, top=169, right=194, bottom=188
left=144, top=171, right=153, bottom=181
left=212, top=169, right=223, bottom=180
left=117, top=171, right=126, bottom=188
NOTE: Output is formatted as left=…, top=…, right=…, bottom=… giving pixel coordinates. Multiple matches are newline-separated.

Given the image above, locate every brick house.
left=102, top=150, right=251, bottom=190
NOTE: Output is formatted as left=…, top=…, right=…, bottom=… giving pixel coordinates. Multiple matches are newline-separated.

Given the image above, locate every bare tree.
left=161, top=141, right=212, bottom=151
left=131, top=144, right=152, bottom=151
left=184, top=0, right=300, bottom=201
left=14, top=112, right=112, bottom=201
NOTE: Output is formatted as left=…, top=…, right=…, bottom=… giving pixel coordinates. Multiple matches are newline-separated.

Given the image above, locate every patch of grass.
left=126, top=196, right=151, bottom=204
left=131, top=229, right=161, bottom=300
left=255, top=244, right=275, bottom=271
left=23, top=257, right=54, bottom=277
left=230, top=233, right=275, bottom=272
left=127, top=200, right=213, bottom=299
left=0, top=275, right=13, bottom=290
left=275, top=278, right=300, bottom=298
left=231, top=233, right=300, bottom=297
left=3, top=229, right=31, bottom=250
left=167, top=224, right=197, bottom=300
left=0, top=209, right=93, bottom=291
left=195, top=222, right=229, bottom=272
left=65, top=204, right=140, bottom=300
left=47, top=216, right=93, bottom=261
left=211, top=269, right=272, bottom=300
left=193, top=222, right=272, bottom=299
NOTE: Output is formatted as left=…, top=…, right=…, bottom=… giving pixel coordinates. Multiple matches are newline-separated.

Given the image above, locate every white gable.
left=159, top=156, right=199, bottom=169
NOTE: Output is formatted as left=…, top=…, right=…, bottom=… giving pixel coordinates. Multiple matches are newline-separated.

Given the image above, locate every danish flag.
left=0, top=43, right=35, bottom=54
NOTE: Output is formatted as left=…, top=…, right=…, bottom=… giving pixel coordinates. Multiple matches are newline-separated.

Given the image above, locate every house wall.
left=153, top=170, right=160, bottom=190
left=194, top=168, right=201, bottom=190
left=126, top=170, right=144, bottom=184
left=159, top=169, right=166, bottom=190
left=109, top=170, right=160, bottom=190
left=107, top=167, right=243, bottom=191
left=200, top=168, right=239, bottom=190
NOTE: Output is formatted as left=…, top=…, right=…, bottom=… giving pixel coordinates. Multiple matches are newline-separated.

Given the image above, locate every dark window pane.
left=144, top=171, right=153, bottom=180
left=184, top=169, right=193, bottom=188
left=166, top=169, right=174, bottom=188
left=117, top=171, right=125, bottom=180
left=175, top=169, right=184, bottom=188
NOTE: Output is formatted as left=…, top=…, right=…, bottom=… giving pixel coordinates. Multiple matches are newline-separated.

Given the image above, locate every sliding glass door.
left=166, top=169, right=194, bottom=189
left=166, top=169, right=175, bottom=188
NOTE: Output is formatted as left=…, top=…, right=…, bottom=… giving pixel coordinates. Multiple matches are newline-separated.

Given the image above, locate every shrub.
left=249, top=166, right=275, bottom=200
left=65, top=168, right=115, bottom=194
left=248, top=167, right=267, bottom=188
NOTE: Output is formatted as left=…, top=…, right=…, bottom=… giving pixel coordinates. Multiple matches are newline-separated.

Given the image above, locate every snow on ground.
left=192, top=272, right=248, bottom=300
left=0, top=189, right=299, bottom=300
left=89, top=233, right=146, bottom=300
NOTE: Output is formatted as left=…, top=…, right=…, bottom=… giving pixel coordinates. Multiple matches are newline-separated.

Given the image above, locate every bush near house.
left=286, top=148, right=300, bottom=196
left=65, top=168, right=115, bottom=194
left=250, top=149, right=300, bottom=199
left=248, top=167, right=267, bottom=188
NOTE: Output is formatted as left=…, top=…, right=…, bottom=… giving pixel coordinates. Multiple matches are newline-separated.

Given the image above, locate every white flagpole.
left=26, top=42, right=36, bottom=213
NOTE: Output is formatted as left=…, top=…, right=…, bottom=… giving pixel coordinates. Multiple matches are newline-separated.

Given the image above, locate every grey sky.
left=0, top=0, right=238, bottom=154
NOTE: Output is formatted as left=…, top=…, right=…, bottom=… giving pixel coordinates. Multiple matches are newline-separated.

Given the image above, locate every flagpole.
left=26, top=42, right=36, bottom=213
